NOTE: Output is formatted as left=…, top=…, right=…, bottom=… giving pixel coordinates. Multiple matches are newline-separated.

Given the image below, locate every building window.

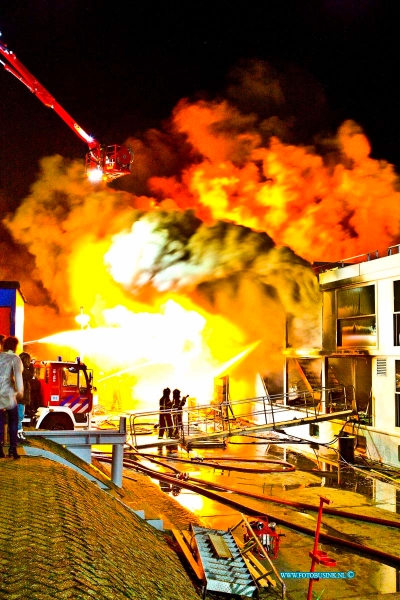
left=393, top=281, right=400, bottom=345
left=337, top=285, right=376, bottom=348
left=396, top=361, right=400, bottom=428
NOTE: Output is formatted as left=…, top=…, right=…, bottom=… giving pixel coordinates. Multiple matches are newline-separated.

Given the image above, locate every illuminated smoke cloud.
left=105, top=212, right=321, bottom=353
left=150, top=101, right=400, bottom=261
left=3, top=155, right=146, bottom=338
left=105, top=211, right=318, bottom=307
left=4, top=58, right=400, bottom=347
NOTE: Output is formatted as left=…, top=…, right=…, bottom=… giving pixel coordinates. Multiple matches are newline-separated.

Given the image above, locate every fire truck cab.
left=29, top=358, right=94, bottom=430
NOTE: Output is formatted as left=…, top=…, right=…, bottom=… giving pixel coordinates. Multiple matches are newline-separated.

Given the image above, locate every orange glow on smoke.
left=7, top=74, right=400, bottom=408
left=156, top=102, right=400, bottom=261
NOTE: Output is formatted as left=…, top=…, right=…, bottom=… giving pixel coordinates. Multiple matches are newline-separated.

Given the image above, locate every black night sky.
left=1, top=1, right=399, bottom=206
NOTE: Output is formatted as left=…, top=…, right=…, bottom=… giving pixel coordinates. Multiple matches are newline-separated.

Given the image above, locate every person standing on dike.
left=0, top=336, right=24, bottom=459
left=17, top=351, right=34, bottom=442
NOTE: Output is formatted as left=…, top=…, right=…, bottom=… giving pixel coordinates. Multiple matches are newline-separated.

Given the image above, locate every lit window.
left=337, top=286, right=376, bottom=348
left=393, top=281, right=400, bottom=346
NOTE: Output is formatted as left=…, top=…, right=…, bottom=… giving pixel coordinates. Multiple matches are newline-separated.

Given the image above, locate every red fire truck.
left=1, top=284, right=94, bottom=431
left=29, top=358, right=94, bottom=430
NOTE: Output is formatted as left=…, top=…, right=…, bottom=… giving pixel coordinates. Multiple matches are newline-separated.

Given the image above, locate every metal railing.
left=313, top=243, right=400, bottom=275
left=388, top=244, right=400, bottom=255
left=128, top=385, right=355, bottom=446
left=312, top=251, right=379, bottom=274
left=128, top=405, right=228, bottom=447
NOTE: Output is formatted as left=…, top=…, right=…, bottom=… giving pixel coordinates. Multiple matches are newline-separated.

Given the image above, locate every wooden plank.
left=181, top=530, right=193, bottom=546
left=208, top=533, right=233, bottom=558
left=242, top=557, right=270, bottom=588
left=172, top=529, right=204, bottom=580
left=234, top=535, right=276, bottom=589
left=246, top=556, right=276, bottom=588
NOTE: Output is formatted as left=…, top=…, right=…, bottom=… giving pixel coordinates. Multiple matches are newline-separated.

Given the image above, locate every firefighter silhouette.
left=158, top=388, right=173, bottom=439
left=171, top=389, right=188, bottom=438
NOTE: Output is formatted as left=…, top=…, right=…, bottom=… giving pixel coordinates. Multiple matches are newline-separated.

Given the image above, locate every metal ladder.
left=191, top=525, right=258, bottom=599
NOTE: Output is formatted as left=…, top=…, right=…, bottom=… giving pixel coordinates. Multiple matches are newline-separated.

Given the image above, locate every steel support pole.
left=111, top=442, right=124, bottom=487
left=111, top=417, right=126, bottom=487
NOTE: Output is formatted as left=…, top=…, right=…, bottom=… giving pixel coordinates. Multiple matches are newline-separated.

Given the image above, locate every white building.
left=284, top=249, right=400, bottom=468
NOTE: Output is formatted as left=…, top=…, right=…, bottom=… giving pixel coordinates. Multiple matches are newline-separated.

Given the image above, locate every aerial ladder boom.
left=0, top=33, right=132, bottom=182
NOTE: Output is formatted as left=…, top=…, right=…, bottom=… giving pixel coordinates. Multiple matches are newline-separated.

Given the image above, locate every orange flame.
left=5, top=67, right=400, bottom=407
left=32, top=299, right=254, bottom=410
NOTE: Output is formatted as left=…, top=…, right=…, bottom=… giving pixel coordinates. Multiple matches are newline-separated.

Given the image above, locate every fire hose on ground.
left=95, top=452, right=400, bottom=569
left=135, top=452, right=296, bottom=473
left=129, top=450, right=400, bottom=528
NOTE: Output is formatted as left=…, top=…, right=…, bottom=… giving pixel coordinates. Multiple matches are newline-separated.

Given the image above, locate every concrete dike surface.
left=0, top=438, right=201, bottom=600
left=2, top=434, right=400, bottom=599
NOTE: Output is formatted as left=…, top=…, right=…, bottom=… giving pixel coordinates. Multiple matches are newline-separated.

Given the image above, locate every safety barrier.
left=129, top=385, right=355, bottom=447
left=24, top=417, right=127, bottom=486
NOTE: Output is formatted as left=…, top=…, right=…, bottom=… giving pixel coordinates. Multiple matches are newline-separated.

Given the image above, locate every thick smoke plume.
left=105, top=212, right=321, bottom=358
left=3, top=59, right=400, bottom=357
left=140, top=105, right=400, bottom=262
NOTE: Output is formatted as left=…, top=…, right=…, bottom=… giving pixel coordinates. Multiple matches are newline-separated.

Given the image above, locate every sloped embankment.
left=0, top=458, right=200, bottom=600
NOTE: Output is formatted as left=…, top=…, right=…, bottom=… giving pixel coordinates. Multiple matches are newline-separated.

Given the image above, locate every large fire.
left=3, top=61, right=400, bottom=410
left=36, top=299, right=256, bottom=410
